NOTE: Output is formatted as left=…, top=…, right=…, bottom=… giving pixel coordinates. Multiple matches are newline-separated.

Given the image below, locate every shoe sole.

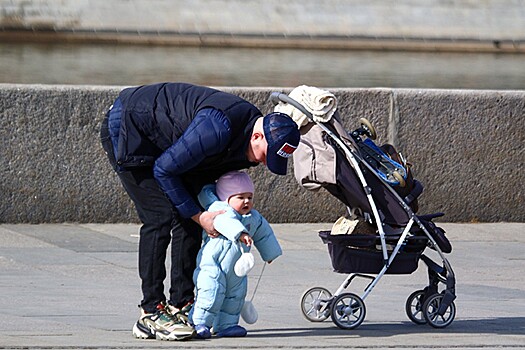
left=132, top=322, right=155, bottom=340
left=155, top=330, right=196, bottom=341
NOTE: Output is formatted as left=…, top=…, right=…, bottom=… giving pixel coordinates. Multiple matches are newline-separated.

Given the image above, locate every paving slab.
left=0, top=222, right=524, bottom=349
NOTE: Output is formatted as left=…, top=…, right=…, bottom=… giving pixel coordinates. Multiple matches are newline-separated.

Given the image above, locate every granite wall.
left=1, top=84, right=523, bottom=223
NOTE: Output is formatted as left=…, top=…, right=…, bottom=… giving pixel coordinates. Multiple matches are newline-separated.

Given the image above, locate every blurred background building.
left=1, top=0, right=524, bottom=88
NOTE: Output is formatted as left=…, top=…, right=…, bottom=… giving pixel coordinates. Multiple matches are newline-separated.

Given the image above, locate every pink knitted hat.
left=216, top=171, right=255, bottom=201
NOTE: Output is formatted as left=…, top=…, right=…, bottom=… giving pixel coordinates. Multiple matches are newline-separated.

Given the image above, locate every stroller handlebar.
left=269, top=92, right=314, bottom=122
left=269, top=92, right=287, bottom=105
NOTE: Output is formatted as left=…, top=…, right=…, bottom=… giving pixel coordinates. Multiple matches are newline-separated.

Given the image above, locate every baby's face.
left=228, top=192, right=254, bottom=215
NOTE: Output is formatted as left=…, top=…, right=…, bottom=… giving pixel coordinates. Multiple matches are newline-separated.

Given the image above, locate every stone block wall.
left=1, top=84, right=523, bottom=223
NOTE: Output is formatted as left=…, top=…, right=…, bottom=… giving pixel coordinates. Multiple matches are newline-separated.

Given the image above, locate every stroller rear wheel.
left=300, top=287, right=332, bottom=322
left=422, top=293, right=456, bottom=328
left=330, top=293, right=366, bottom=330
left=405, top=290, right=428, bottom=325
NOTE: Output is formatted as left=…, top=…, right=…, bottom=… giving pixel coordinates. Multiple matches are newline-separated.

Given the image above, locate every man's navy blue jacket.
left=110, top=82, right=262, bottom=218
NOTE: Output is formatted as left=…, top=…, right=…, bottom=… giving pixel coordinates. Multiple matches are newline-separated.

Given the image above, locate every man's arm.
left=153, top=108, right=231, bottom=219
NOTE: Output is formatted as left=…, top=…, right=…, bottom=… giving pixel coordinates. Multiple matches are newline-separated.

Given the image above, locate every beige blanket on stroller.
left=273, top=85, right=338, bottom=127
left=274, top=85, right=349, bottom=191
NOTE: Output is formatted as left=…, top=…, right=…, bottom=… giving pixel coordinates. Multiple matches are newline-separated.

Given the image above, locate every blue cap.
left=263, top=112, right=300, bottom=175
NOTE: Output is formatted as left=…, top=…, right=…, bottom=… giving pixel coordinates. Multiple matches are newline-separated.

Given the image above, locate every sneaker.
left=194, top=324, right=211, bottom=339
left=166, top=300, right=193, bottom=325
left=132, top=308, right=155, bottom=340
left=215, top=325, right=247, bottom=338
left=132, top=302, right=195, bottom=341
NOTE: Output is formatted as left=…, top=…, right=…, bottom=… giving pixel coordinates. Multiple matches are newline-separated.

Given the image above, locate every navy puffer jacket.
left=111, top=82, right=262, bottom=218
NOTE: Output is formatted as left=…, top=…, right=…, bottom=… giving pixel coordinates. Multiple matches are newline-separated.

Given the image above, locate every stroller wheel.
left=300, top=287, right=332, bottom=322
left=359, top=118, right=377, bottom=140
left=330, top=293, right=366, bottom=330
left=405, top=290, right=428, bottom=325
left=392, top=171, right=406, bottom=187
left=422, top=293, right=456, bottom=328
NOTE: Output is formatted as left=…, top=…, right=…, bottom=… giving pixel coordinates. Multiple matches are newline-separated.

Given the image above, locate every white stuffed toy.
left=234, top=245, right=255, bottom=277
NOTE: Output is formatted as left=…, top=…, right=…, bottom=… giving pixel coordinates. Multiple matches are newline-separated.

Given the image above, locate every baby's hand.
left=239, top=233, right=253, bottom=246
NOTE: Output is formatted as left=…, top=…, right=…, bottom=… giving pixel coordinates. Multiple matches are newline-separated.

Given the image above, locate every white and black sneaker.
left=132, top=302, right=195, bottom=341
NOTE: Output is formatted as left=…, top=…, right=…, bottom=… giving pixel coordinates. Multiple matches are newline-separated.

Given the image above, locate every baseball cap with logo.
left=263, top=112, right=300, bottom=175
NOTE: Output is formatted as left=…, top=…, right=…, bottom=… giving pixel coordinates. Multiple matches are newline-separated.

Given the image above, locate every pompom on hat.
left=216, top=171, right=255, bottom=202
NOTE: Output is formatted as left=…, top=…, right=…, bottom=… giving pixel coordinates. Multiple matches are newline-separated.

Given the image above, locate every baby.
left=189, top=170, right=282, bottom=338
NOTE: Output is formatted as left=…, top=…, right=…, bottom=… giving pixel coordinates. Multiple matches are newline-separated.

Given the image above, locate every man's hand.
left=192, top=210, right=225, bottom=238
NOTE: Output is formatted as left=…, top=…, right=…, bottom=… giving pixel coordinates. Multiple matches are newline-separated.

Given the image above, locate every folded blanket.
left=331, top=216, right=377, bottom=235
left=274, top=85, right=338, bottom=128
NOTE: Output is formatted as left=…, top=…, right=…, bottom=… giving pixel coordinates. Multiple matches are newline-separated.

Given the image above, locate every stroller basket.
left=319, top=231, right=425, bottom=274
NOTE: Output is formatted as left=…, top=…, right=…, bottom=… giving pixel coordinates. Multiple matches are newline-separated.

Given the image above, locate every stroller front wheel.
left=300, top=287, right=332, bottom=322
left=330, top=293, right=366, bottom=330
left=405, top=289, right=428, bottom=325
left=422, top=293, right=456, bottom=328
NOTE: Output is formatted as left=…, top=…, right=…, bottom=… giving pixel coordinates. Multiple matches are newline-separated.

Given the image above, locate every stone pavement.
left=0, top=222, right=524, bottom=349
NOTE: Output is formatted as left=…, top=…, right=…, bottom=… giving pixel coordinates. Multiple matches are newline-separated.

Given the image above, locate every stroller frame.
left=270, top=92, right=456, bottom=329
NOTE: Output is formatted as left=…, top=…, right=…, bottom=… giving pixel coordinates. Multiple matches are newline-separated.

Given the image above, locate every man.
left=99, top=82, right=300, bottom=341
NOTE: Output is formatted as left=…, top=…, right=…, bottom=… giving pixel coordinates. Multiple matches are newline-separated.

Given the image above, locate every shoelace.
left=165, top=302, right=192, bottom=325
left=156, top=303, right=180, bottom=326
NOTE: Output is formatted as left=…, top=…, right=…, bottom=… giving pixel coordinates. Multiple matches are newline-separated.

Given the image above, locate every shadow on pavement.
left=248, top=317, right=525, bottom=338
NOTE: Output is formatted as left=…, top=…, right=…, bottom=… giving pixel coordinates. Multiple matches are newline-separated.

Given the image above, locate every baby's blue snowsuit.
left=189, top=184, right=282, bottom=332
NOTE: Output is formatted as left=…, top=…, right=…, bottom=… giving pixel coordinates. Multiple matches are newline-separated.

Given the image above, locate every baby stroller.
left=270, top=91, right=456, bottom=330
